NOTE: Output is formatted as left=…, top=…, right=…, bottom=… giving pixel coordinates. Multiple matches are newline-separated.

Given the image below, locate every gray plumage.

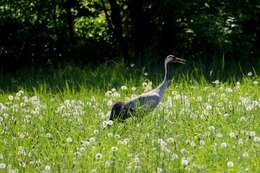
left=109, top=55, right=186, bottom=120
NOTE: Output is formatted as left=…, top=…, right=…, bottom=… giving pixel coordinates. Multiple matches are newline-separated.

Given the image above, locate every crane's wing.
left=125, top=93, right=161, bottom=111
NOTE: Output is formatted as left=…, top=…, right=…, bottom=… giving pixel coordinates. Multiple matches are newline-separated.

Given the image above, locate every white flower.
left=199, top=140, right=205, bottom=145
left=95, top=153, right=102, bottom=159
left=89, top=137, right=96, bottom=143
left=249, top=131, right=256, bottom=137
left=107, top=100, right=113, bottom=106
left=93, top=130, right=99, bottom=135
left=130, top=63, right=135, bottom=67
left=0, top=163, right=6, bottom=169
left=212, top=80, right=220, bottom=84
left=45, top=165, right=51, bottom=171
left=221, top=142, right=227, bottom=148
left=156, top=167, right=163, bottom=173
left=254, top=136, right=260, bottom=142
left=171, top=153, right=179, bottom=160
left=247, top=72, right=253, bottom=76
left=104, top=160, right=110, bottom=167
left=131, top=87, right=136, bottom=91
left=66, top=137, right=73, bottom=143
left=19, top=161, right=26, bottom=168
left=227, top=161, right=234, bottom=167
left=144, top=72, right=148, bottom=76
left=253, top=81, right=258, bottom=85
left=111, top=146, right=118, bottom=152
left=240, top=116, right=246, bottom=122
left=8, top=95, right=14, bottom=101
left=102, top=121, right=108, bottom=128
left=181, top=159, right=189, bottom=166
left=121, top=86, right=128, bottom=90
left=229, top=132, right=235, bottom=138
left=242, top=152, right=249, bottom=158
left=166, top=137, right=175, bottom=143
left=107, top=120, right=113, bottom=126
left=238, top=139, right=243, bottom=145
left=105, top=91, right=112, bottom=96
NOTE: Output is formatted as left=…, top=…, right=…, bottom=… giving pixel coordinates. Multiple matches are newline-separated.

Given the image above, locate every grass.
left=0, top=62, right=260, bottom=173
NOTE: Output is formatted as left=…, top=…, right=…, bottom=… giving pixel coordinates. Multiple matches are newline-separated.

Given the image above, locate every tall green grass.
left=0, top=62, right=259, bottom=172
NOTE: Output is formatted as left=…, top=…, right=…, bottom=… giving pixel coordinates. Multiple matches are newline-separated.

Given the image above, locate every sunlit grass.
left=0, top=63, right=260, bottom=172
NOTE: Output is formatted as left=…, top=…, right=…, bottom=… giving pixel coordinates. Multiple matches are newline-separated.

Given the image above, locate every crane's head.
left=109, top=102, right=124, bottom=120
left=165, top=55, right=186, bottom=65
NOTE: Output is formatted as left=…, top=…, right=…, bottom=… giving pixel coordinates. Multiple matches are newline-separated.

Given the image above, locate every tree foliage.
left=1, top=0, right=260, bottom=70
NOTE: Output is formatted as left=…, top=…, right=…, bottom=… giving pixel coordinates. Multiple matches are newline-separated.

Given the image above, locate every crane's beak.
left=173, top=57, right=186, bottom=64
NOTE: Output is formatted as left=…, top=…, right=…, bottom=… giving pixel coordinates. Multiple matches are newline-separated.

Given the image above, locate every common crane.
left=109, top=55, right=186, bottom=120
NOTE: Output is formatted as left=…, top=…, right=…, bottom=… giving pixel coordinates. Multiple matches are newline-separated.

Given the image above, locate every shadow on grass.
left=0, top=59, right=259, bottom=93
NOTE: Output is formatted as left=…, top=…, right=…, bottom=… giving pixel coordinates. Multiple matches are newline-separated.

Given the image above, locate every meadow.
left=0, top=63, right=260, bottom=173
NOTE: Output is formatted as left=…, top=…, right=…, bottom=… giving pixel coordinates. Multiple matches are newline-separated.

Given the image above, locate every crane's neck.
left=158, top=61, right=171, bottom=97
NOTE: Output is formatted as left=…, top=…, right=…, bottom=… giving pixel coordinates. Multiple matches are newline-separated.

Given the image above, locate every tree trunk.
left=126, top=0, right=145, bottom=58
left=107, top=0, right=129, bottom=63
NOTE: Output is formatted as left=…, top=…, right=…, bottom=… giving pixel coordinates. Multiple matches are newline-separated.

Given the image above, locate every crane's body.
left=109, top=55, right=186, bottom=120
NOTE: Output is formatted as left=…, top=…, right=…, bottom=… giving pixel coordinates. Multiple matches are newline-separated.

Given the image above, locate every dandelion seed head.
left=121, top=86, right=128, bottom=90
left=95, top=152, right=102, bottom=159
left=45, top=165, right=51, bottom=171
left=254, top=136, right=260, bottom=142
left=111, top=146, right=118, bottom=152
left=229, top=132, right=235, bottom=138
left=66, top=137, right=73, bottom=143
left=0, top=163, right=6, bottom=169
left=8, top=95, right=14, bottom=101
left=181, top=159, right=189, bottom=166
left=221, top=142, right=228, bottom=148
left=227, top=161, right=234, bottom=167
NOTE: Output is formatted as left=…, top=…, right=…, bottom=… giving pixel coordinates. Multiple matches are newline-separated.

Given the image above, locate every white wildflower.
left=19, top=161, right=26, bottom=168
left=111, top=146, right=118, bottom=152
left=107, top=100, right=113, bottom=106
left=254, top=136, right=260, bottom=142
left=95, top=153, right=102, bottom=159
left=221, top=142, right=227, bottom=148
left=156, top=167, right=163, bottom=173
left=249, top=131, right=256, bottom=137
left=229, top=132, right=235, bottom=138
left=131, top=87, right=136, bottom=91
left=199, top=140, right=205, bottom=145
left=240, top=116, right=246, bottom=122
left=247, top=72, right=253, bottom=76
left=45, top=165, right=51, bottom=171
left=242, top=152, right=249, bottom=158
left=238, top=139, right=243, bottom=145
left=0, top=163, right=6, bottom=169
left=181, top=159, right=189, bottom=166
left=253, top=81, right=258, bottom=85
left=105, top=91, right=112, bottom=96
left=121, top=86, right=128, bottom=90
left=89, top=137, right=95, bottom=143
left=212, top=80, right=220, bottom=84
left=8, top=95, right=14, bottom=101
left=227, top=161, right=234, bottom=167
left=171, top=153, right=179, bottom=160
left=104, top=160, right=110, bottom=167
left=107, top=120, right=113, bottom=126
left=66, top=137, right=73, bottom=143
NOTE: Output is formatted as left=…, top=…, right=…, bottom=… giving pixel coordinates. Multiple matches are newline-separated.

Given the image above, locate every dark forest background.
left=1, top=0, right=260, bottom=71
